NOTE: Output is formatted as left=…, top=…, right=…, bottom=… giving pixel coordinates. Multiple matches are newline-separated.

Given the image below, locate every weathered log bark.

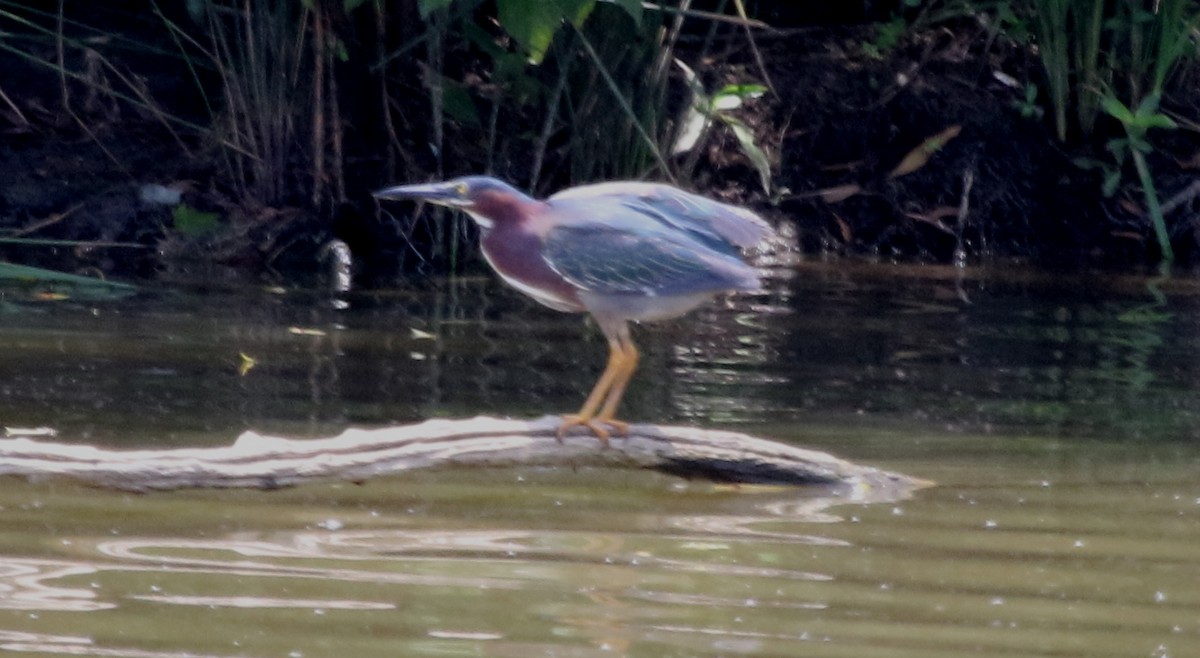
left=0, top=416, right=930, bottom=500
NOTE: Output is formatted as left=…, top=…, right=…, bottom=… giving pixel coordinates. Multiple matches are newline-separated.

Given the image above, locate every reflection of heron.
left=376, top=176, right=774, bottom=443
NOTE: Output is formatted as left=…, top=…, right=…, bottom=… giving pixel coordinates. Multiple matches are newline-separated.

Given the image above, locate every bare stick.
left=0, top=416, right=929, bottom=499
left=13, top=202, right=84, bottom=237
left=0, top=83, right=29, bottom=124
left=1160, top=178, right=1200, bottom=216
left=732, top=0, right=777, bottom=97
left=575, top=27, right=676, bottom=182
left=954, top=165, right=975, bottom=264
left=641, top=1, right=770, bottom=29
left=56, top=0, right=70, bottom=112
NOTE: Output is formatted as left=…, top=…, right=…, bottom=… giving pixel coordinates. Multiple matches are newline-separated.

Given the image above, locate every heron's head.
left=373, top=176, right=533, bottom=229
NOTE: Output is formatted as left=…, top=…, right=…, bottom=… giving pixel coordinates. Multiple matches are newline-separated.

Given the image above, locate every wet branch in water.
left=0, top=417, right=929, bottom=499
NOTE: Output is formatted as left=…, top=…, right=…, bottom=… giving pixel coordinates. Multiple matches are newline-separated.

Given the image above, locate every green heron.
left=375, top=176, right=774, bottom=443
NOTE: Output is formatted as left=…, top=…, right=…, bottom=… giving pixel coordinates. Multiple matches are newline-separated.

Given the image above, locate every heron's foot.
left=597, top=417, right=630, bottom=436
left=557, top=415, right=629, bottom=446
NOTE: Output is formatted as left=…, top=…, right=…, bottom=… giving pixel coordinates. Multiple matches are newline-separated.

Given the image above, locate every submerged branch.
left=0, top=416, right=929, bottom=500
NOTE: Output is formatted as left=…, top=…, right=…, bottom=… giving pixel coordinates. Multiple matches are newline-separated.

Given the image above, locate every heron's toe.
left=557, top=414, right=612, bottom=446
left=599, top=417, right=630, bottom=436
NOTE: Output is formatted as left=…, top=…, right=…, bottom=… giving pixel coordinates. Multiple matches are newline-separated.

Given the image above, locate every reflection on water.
left=0, top=456, right=1195, bottom=658
left=4, top=263, right=1198, bottom=445
left=0, top=262, right=1199, bottom=656
left=0, top=560, right=109, bottom=612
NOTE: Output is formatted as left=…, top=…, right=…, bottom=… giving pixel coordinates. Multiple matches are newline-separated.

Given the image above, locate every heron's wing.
left=543, top=224, right=759, bottom=297
left=549, top=182, right=773, bottom=253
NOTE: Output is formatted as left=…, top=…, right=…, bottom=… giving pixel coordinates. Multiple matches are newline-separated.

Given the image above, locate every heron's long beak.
left=372, top=181, right=464, bottom=206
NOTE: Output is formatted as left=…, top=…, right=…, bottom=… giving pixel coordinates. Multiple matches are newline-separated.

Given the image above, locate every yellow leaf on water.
left=238, top=353, right=257, bottom=376
left=888, top=125, right=962, bottom=179
left=4, top=426, right=57, bottom=437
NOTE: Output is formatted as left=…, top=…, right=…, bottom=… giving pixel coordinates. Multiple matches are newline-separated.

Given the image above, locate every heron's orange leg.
left=558, top=337, right=626, bottom=443
left=594, top=339, right=638, bottom=431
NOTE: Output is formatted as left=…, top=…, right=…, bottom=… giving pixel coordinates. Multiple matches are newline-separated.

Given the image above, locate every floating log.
left=0, top=416, right=929, bottom=500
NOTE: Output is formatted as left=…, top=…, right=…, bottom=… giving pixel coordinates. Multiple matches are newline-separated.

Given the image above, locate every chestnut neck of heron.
left=473, top=190, right=583, bottom=312
left=466, top=189, right=543, bottom=231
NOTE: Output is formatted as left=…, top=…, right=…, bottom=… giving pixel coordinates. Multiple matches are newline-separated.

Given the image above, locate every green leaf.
left=713, top=84, right=766, bottom=111
left=441, top=79, right=482, bottom=127
left=712, top=95, right=744, bottom=112
left=672, top=59, right=712, bottom=154
left=492, top=52, right=529, bottom=82
left=497, top=0, right=563, bottom=64
left=1117, top=308, right=1173, bottom=324
left=1101, top=96, right=1134, bottom=125
left=672, top=107, right=710, bottom=155
left=186, top=0, right=206, bottom=21
left=343, top=0, right=371, bottom=11
left=1102, top=170, right=1122, bottom=197
left=0, top=262, right=136, bottom=289
left=1134, top=92, right=1162, bottom=119
left=462, top=21, right=506, bottom=59
left=674, top=59, right=708, bottom=101
left=1106, top=137, right=1129, bottom=159
left=0, top=262, right=136, bottom=302
left=715, top=83, right=768, bottom=99
left=171, top=204, right=221, bottom=237
left=333, top=38, right=350, bottom=62
left=724, top=117, right=771, bottom=193
left=488, top=52, right=548, bottom=105
left=558, top=0, right=596, bottom=27
left=1143, top=113, right=1177, bottom=131
left=417, top=0, right=454, bottom=19
left=611, top=0, right=641, bottom=26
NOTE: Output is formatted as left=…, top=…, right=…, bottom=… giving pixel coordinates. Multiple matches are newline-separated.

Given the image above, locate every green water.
left=0, top=262, right=1197, bottom=657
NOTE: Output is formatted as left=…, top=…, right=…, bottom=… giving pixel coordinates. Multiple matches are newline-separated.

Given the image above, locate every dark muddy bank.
left=2, top=8, right=1199, bottom=282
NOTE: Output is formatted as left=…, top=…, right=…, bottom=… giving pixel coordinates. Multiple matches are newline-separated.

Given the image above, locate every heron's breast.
left=481, top=228, right=584, bottom=313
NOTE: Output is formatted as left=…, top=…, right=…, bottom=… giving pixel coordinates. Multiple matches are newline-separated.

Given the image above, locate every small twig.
left=0, top=37, right=254, bottom=159
left=954, top=166, right=975, bottom=304
left=955, top=165, right=975, bottom=263
left=71, top=111, right=133, bottom=180
left=485, top=95, right=499, bottom=176
left=639, top=1, right=771, bottom=29
left=13, top=202, right=85, bottom=237
left=1159, top=178, right=1200, bottom=216
left=56, top=0, right=70, bottom=112
left=731, top=0, right=777, bottom=98
left=652, top=0, right=690, bottom=90
left=330, top=55, right=345, bottom=202
left=374, top=2, right=399, bottom=179
left=0, top=83, right=29, bottom=124
left=575, top=26, right=675, bottom=182
left=903, top=209, right=955, bottom=234
left=95, top=56, right=191, bottom=155
left=530, top=44, right=573, bottom=192
left=698, top=0, right=730, bottom=60
left=311, top=3, right=327, bottom=207
left=0, top=237, right=150, bottom=249
left=150, top=0, right=217, bottom=118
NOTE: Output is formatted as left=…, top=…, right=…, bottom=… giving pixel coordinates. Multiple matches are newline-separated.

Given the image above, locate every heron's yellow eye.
left=455, top=182, right=468, bottom=197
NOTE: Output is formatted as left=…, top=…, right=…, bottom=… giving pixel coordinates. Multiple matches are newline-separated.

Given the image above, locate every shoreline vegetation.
left=1, top=1, right=1198, bottom=284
